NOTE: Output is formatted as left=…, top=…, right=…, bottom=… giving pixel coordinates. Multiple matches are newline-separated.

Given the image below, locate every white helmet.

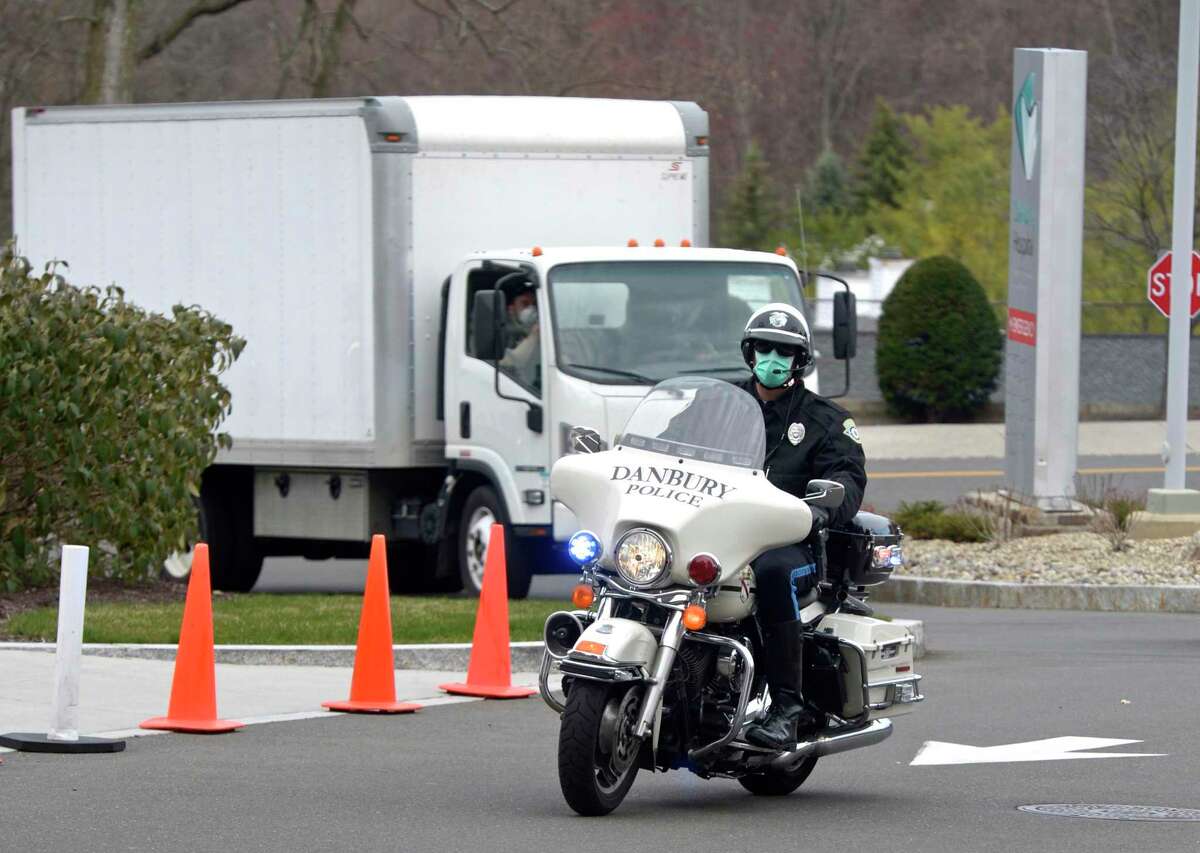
left=739, top=302, right=813, bottom=376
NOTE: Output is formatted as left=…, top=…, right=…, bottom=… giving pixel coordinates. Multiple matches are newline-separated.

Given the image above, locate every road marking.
left=869, top=469, right=1004, bottom=480
left=870, top=465, right=1200, bottom=480
left=910, top=736, right=1165, bottom=766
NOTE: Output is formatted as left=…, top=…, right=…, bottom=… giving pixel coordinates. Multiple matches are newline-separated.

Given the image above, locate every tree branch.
left=138, top=0, right=258, bottom=63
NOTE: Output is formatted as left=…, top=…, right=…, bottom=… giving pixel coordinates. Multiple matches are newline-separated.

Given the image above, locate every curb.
left=873, top=576, right=1200, bottom=613
left=0, top=621, right=929, bottom=668
left=0, top=641, right=546, bottom=671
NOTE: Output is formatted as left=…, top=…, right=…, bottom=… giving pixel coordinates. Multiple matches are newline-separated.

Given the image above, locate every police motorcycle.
left=538, top=377, right=922, bottom=816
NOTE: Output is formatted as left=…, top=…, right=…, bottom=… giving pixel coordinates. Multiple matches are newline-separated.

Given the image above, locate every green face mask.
left=753, top=349, right=794, bottom=388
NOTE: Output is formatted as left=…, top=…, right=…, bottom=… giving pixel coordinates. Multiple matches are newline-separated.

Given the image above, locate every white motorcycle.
left=539, top=377, right=923, bottom=816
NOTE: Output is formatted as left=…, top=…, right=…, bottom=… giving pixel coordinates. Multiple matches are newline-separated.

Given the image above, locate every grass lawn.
left=0, top=594, right=573, bottom=645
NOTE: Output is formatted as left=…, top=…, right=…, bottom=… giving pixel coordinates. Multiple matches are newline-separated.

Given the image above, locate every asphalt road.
left=4, top=605, right=1198, bottom=852
left=253, top=452, right=1199, bottom=597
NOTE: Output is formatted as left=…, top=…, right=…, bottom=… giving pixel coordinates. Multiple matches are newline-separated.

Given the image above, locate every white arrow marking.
left=910, top=737, right=1166, bottom=766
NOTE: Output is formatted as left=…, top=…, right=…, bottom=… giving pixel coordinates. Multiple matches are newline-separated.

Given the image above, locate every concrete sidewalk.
left=862, top=419, right=1200, bottom=461
left=0, top=650, right=541, bottom=747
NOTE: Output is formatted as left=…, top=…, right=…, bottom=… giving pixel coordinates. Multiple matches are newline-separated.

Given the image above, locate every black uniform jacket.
left=734, top=377, right=867, bottom=529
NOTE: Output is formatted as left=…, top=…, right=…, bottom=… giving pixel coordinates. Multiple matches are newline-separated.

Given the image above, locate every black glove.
left=806, top=505, right=830, bottom=540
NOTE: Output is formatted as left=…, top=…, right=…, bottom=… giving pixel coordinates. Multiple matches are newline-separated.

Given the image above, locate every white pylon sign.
left=1003, top=48, right=1088, bottom=510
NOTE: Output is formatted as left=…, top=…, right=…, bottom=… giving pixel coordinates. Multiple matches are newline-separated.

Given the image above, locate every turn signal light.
left=571, top=583, right=595, bottom=608
left=575, top=639, right=607, bottom=655
left=687, top=553, right=720, bottom=585
left=682, top=604, right=707, bottom=631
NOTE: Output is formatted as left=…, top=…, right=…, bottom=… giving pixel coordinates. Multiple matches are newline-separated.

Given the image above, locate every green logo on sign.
left=1014, top=72, right=1039, bottom=181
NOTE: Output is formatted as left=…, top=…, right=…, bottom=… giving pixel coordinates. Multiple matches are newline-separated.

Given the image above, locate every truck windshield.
left=548, top=261, right=805, bottom=385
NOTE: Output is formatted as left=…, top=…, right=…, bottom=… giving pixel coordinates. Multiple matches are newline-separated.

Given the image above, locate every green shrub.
left=0, top=244, right=244, bottom=590
left=876, top=255, right=1002, bottom=422
left=894, top=499, right=989, bottom=543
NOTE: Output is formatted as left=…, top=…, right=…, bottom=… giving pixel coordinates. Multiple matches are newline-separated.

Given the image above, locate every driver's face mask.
left=516, top=305, right=538, bottom=329
left=753, top=349, right=794, bottom=388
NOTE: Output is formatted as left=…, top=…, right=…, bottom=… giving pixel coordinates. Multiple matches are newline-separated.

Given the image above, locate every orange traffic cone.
left=140, top=544, right=242, bottom=733
left=440, top=523, right=536, bottom=699
left=323, top=535, right=420, bottom=714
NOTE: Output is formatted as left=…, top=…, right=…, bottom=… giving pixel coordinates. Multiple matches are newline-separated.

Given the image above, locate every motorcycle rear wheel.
left=558, top=682, right=642, bottom=816
left=738, top=756, right=818, bottom=796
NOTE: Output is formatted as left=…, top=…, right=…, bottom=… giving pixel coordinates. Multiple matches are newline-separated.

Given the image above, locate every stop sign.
left=1147, top=250, right=1200, bottom=318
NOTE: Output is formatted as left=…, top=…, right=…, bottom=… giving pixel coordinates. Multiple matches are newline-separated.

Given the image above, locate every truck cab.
left=441, top=246, right=822, bottom=595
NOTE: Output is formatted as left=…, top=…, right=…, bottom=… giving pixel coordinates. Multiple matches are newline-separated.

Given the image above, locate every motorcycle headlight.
left=614, top=528, right=671, bottom=587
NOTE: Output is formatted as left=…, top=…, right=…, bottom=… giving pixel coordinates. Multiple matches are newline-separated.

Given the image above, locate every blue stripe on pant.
left=750, top=543, right=819, bottom=624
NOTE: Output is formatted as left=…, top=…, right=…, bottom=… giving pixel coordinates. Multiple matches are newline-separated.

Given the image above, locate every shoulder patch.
left=842, top=417, right=862, bottom=444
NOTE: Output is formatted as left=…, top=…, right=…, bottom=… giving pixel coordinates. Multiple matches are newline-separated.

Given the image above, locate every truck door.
left=444, top=259, right=552, bottom=590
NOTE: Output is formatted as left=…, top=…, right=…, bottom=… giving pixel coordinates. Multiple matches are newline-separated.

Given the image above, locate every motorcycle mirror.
left=804, top=478, right=845, bottom=509
left=568, top=426, right=605, bottom=454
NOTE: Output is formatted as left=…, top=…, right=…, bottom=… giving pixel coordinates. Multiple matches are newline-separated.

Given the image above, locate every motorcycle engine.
left=675, top=643, right=715, bottom=696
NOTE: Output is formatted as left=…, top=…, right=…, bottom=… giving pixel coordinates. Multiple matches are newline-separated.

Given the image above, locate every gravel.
left=898, top=532, right=1200, bottom=587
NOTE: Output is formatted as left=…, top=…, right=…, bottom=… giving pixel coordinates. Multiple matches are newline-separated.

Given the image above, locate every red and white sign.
left=1147, top=250, right=1200, bottom=319
left=1007, top=308, right=1037, bottom=346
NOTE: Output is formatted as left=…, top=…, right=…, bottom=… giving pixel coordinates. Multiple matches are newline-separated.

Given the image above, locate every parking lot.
left=3, top=605, right=1198, bottom=852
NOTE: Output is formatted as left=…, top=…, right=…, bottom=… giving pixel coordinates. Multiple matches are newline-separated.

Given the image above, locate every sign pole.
left=1166, top=0, right=1200, bottom=489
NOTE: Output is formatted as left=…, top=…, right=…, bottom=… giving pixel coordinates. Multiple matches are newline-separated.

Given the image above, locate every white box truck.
left=11, top=95, right=854, bottom=596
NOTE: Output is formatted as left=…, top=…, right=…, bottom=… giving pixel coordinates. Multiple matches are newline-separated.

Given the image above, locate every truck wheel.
left=458, top=486, right=532, bottom=599
left=200, top=475, right=264, bottom=593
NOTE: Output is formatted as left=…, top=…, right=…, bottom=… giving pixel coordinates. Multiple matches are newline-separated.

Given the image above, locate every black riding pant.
left=751, top=543, right=819, bottom=625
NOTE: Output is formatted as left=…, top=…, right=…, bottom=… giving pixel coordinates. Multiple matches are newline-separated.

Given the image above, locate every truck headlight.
left=615, top=528, right=671, bottom=587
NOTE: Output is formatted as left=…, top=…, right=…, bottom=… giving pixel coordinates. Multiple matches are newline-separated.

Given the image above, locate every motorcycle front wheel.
left=557, top=682, right=643, bottom=816
left=738, top=755, right=818, bottom=796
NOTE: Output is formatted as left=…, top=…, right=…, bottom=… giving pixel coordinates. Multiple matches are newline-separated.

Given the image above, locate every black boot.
left=744, top=622, right=822, bottom=750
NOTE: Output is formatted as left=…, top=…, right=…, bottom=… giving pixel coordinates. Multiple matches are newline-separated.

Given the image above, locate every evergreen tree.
left=804, top=148, right=852, bottom=215
left=854, top=99, right=911, bottom=213
left=720, top=143, right=782, bottom=251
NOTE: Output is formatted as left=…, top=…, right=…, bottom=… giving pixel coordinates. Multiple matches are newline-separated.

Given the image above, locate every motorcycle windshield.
left=619, top=377, right=765, bottom=470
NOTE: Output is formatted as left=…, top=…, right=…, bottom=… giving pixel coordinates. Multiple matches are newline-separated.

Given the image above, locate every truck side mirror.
left=832, top=290, right=857, bottom=360
left=472, top=289, right=505, bottom=361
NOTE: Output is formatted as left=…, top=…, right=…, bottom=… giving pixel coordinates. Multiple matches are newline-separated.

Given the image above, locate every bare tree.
left=80, top=0, right=258, bottom=104
left=803, top=0, right=874, bottom=154
left=269, top=0, right=368, bottom=98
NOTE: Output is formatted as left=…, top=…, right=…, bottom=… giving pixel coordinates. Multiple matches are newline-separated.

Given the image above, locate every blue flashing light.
left=568, top=531, right=602, bottom=566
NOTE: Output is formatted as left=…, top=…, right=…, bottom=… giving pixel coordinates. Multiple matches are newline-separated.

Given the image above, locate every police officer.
left=738, top=302, right=867, bottom=749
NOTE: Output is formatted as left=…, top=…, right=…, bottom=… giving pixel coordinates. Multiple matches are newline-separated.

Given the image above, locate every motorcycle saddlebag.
left=825, top=511, right=903, bottom=587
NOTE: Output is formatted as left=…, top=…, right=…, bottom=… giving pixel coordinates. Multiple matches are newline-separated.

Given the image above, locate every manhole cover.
left=1019, top=804, right=1200, bottom=822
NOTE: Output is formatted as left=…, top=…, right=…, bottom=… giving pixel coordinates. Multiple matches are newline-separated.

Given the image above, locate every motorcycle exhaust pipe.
left=543, top=611, right=586, bottom=660
left=770, top=718, right=893, bottom=773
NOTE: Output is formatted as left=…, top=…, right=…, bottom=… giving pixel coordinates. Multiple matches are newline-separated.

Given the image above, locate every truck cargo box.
left=12, top=96, right=709, bottom=469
